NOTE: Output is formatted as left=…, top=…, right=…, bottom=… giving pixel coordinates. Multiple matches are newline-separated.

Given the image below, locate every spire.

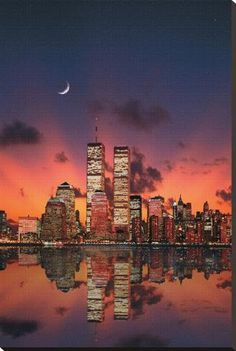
left=95, top=117, right=98, bottom=143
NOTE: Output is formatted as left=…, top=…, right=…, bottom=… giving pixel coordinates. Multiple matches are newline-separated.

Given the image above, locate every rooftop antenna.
left=95, top=117, right=98, bottom=143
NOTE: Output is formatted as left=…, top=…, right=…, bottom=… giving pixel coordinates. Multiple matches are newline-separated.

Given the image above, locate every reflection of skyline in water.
left=0, top=246, right=232, bottom=324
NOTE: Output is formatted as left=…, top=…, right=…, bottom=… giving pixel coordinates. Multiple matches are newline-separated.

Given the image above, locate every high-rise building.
left=149, top=215, right=159, bottom=242
left=130, top=195, right=142, bottom=242
left=185, top=202, right=192, bottom=221
left=172, top=201, right=178, bottom=220
left=148, top=196, right=164, bottom=241
left=18, top=215, right=40, bottom=242
left=41, top=197, right=67, bottom=241
left=0, top=210, right=7, bottom=235
left=163, top=215, right=175, bottom=243
left=86, top=143, right=105, bottom=234
left=113, top=146, right=130, bottom=241
left=177, top=195, right=184, bottom=220
left=90, top=190, right=109, bottom=241
left=56, top=182, right=77, bottom=238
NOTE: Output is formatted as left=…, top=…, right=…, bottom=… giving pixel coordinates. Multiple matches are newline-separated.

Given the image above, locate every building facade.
left=56, top=182, right=76, bottom=238
left=113, top=146, right=130, bottom=241
left=18, top=215, right=40, bottom=242
left=130, top=195, right=142, bottom=242
left=90, top=191, right=110, bottom=241
left=86, top=143, right=105, bottom=235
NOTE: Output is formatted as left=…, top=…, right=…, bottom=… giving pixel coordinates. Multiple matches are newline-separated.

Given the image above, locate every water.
left=0, top=246, right=232, bottom=348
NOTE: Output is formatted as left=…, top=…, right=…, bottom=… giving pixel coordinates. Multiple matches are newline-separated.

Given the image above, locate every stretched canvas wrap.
left=0, top=1, right=233, bottom=350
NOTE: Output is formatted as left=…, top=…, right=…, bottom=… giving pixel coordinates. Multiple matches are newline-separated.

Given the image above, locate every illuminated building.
left=114, top=260, right=130, bottom=319
left=163, top=215, right=174, bottom=243
left=148, top=196, right=164, bottom=240
left=221, top=215, right=232, bottom=244
left=18, top=215, right=40, bottom=242
left=130, top=195, right=142, bottom=242
left=56, top=182, right=76, bottom=238
left=86, top=143, right=105, bottom=234
left=185, top=202, right=192, bottom=221
left=172, top=201, right=177, bottom=220
left=0, top=210, right=7, bottom=235
left=90, top=191, right=109, bottom=240
left=113, top=146, right=130, bottom=240
left=149, top=215, right=159, bottom=242
left=41, top=197, right=67, bottom=241
left=177, top=195, right=184, bottom=220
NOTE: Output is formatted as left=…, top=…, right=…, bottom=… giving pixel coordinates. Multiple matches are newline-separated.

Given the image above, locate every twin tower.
left=86, top=143, right=130, bottom=240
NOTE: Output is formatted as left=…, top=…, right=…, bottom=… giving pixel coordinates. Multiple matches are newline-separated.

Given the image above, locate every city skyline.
left=0, top=1, right=231, bottom=224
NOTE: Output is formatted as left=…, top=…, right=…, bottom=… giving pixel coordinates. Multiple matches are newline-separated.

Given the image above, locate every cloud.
left=74, top=187, right=86, bottom=198
left=131, top=148, right=162, bottom=194
left=162, top=160, right=175, bottom=172
left=113, top=99, right=170, bottom=130
left=0, top=317, right=39, bottom=338
left=87, top=99, right=170, bottom=131
left=54, top=151, right=69, bottom=163
left=19, top=188, right=25, bottom=197
left=203, top=157, right=228, bottom=167
left=180, top=157, right=198, bottom=163
left=216, top=185, right=231, bottom=203
left=55, top=306, right=70, bottom=316
left=131, top=284, right=163, bottom=318
left=0, top=120, right=42, bottom=147
left=177, top=141, right=187, bottom=148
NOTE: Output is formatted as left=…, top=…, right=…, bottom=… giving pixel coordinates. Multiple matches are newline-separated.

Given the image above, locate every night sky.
left=0, top=0, right=232, bottom=222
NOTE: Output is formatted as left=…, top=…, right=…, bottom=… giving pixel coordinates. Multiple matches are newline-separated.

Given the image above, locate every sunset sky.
left=0, top=0, right=231, bottom=223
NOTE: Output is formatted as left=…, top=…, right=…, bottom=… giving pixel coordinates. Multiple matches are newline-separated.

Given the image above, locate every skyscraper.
left=90, top=190, right=109, bottom=241
left=86, top=143, right=105, bottom=234
left=148, top=196, right=164, bottom=241
left=113, top=146, right=130, bottom=241
left=18, top=215, right=40, bottom=242
left=56, top=182, right=77, bottom=238
left=0, top=210, right=7, bottom=235
left=41, top=197, right=67, bottom=241
left=130, top=195, right=142, bottom=242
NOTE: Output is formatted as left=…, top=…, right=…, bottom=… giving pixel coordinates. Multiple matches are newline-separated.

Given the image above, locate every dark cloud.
left=216, top=185, right=231, bottom=203
left=54, top=151, right=69, bottom=163
left=74, top=187, right=86, bottom=198
left=19, top=188, right=25, bottom=197
left=55, top=306, right=70, bottom=316
left=202, top=170, right=212, bottom=175
left=162, top=160, right=175, bottom=172
left=105, top=161, right=113, bottom=173
left=203, top=157, right=228, bottom=167
left=131, top=284, right=163, bottom=318
left=177, top=141, right=187, bottom=148
left=216, top=279, right=232, bottom=291
left=113, top=99, right=170, bottom=130
left=0, top=120, right=42, bottom=147
left=131, top=148, right=162, bottom=194
left=180, top=157, right=198, bottom=163
left=0, top=317, right=39, bottom=338
left=116, top=334, right=168, bottom=348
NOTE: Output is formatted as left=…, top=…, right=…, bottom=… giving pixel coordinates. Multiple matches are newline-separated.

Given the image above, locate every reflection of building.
left=41, top=197, right=67, bottom=241
left=18, top=247, right=40, bottom=266
left=87, top=256, right=105, bottom=322
left=18, top=216, right=40, bottom=242
left=113, top=146, right=130, bottom=240
left=90, top=191, right=109, bottom=240
left=130, top=195, right=142, bottom=243
left=56, top=182, right=76, bottom=238
left=41, top=248, right=77, bottom=292
left=114, top=260, right=130, bottom=319
left=86, top=143, right=105, bottom=235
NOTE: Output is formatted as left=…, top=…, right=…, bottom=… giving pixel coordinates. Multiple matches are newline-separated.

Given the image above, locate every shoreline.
left=0, top=242, right=232, bottom=248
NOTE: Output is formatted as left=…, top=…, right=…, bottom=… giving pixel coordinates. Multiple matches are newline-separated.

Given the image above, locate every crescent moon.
left=58, top=81, right=70, bottom=95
